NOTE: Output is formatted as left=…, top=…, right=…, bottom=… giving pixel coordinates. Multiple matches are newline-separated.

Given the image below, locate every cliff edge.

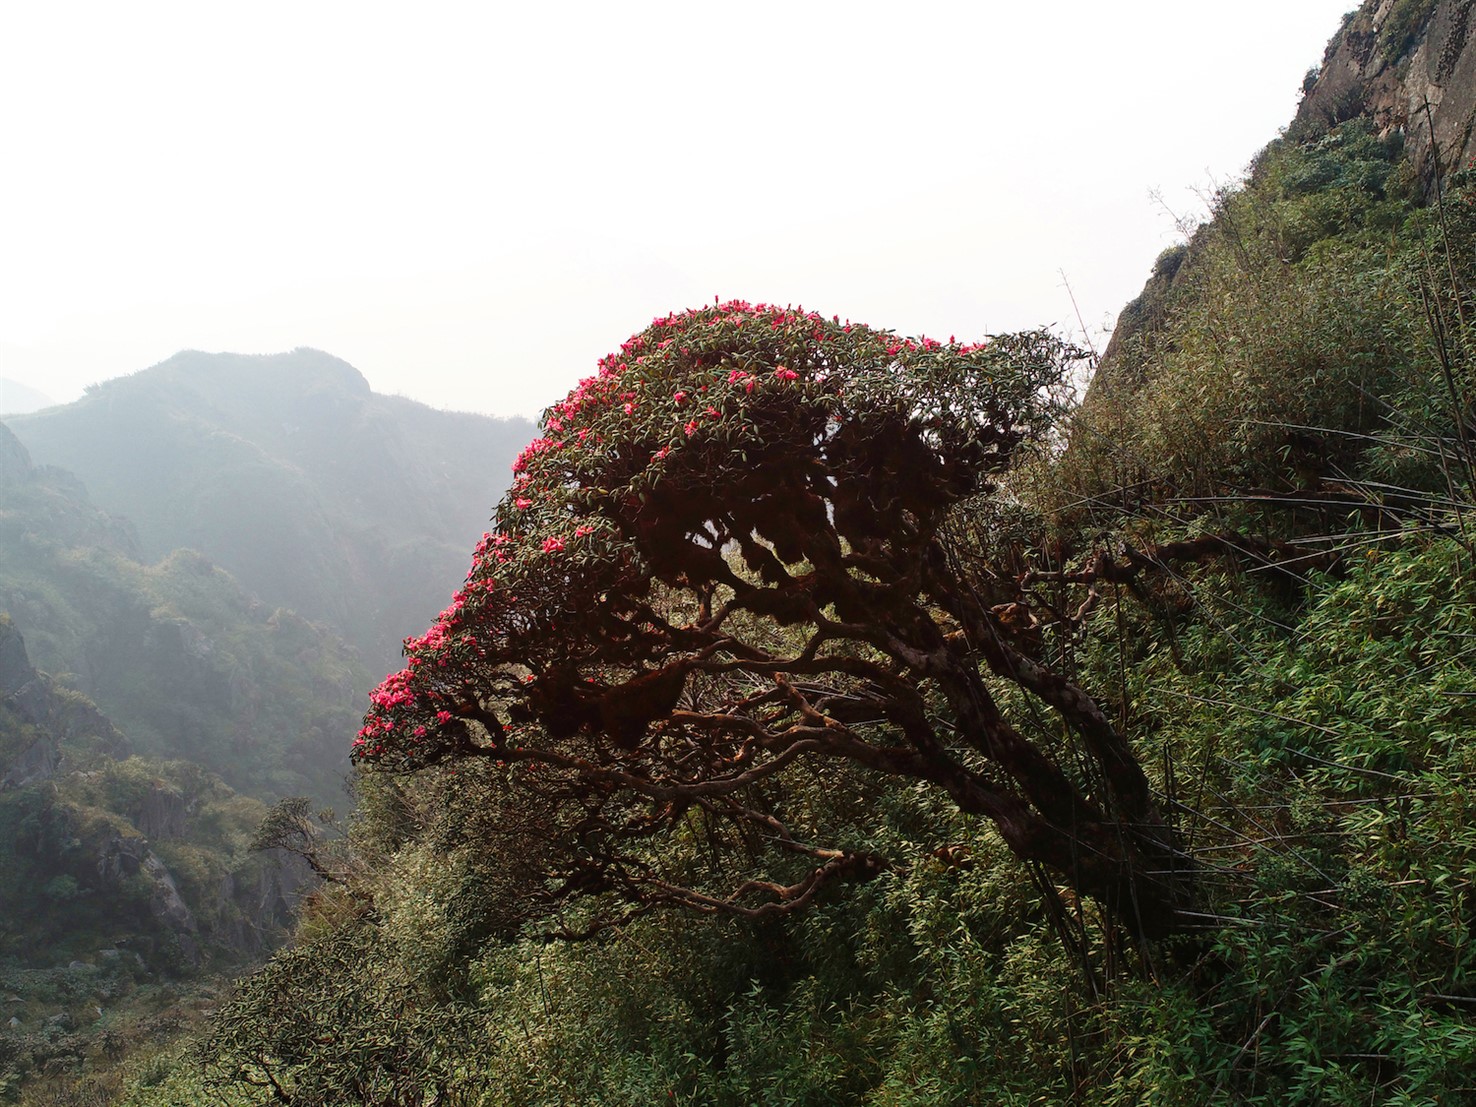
left=1297, top=0, right=1476, bottom=181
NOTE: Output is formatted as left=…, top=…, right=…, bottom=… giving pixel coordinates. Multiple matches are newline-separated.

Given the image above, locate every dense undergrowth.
left=0, top=641, right=310, bottom=1104
left=105, top=533, right=1476, bottom=1106
left=73, top=109, right=1476, bottom=1107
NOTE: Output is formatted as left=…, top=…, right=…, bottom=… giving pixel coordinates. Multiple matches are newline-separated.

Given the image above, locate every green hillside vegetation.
left=0, top=425, right=365, bottom=804
left=1046, top=116, right=1438, bottom=524
left=0, top=619, right=313, bottom=1103
left=0, top=5, right=1447, bottom=1101
left=0, top=754, right=292, bottom=967
left=5, top=350, right=535, bottom=675
left=95, top=88, right=1476, bottom=1107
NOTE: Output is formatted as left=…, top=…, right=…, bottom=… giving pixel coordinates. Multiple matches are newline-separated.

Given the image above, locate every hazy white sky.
left=2, top=1, right=1356, bottom=419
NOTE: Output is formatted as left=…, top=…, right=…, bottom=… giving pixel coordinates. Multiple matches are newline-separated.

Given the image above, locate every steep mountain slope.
left=0, top=617, right=311, bottom=1098
left=6, top=349, right=535, bottom=675
left=1091, top=0, right=1475, bottom=405
left=0, top=617, right=304, bottom=966
left=1297, top=0, right=1476, bottom=180
left=0, top=422, right=362, bottom=804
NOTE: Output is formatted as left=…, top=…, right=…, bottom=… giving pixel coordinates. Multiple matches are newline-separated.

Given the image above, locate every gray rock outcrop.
left=1298, top=0, right=1476, bottom=182
left=1, top=619, right=129, bottom=790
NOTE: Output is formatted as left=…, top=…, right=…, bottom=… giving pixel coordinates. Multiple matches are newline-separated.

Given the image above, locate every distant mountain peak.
left=6, top=353, right=534, bottom=674
left=0, top=378, right=58, bottom=416
left=118, top=348, right=373, bottom=401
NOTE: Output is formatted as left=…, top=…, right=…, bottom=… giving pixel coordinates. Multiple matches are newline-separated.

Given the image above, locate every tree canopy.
left=353, top=301, right=1191, bottom=937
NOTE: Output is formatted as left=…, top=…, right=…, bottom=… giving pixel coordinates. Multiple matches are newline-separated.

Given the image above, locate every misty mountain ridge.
left=0, top=378, right=57, bottom=417
left=7, top=348, right=536, bottom=676
left=0, top=421, right=363, bottom=802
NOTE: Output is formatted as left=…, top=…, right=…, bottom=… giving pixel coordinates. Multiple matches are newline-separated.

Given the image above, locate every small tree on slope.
left=352, top=301, right=1194, bottom=939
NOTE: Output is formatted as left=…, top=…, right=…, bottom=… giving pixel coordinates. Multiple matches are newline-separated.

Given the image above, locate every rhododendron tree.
left=354, top=301, right=1193, bottom=938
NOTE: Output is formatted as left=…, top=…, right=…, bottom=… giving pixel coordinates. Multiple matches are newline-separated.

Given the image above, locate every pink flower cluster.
left=357, top=300, right=1004, bottom=768
left=356, top=667, right=427, bottom=759
left=405, top=622, right=451, bottom=655
left=476, top=532, right=517, bottom=565
left=512, top=436, right=565, bottom=474
left=368, top=668, right=417, bottom=711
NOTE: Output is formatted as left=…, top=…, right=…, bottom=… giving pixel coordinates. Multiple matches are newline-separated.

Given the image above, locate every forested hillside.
left=19, top=1, right=1476, bottom=1104
left=0, top=422, right=362, bottom=804
left=6, top=349, right=534, bottom=675
left=0, top=425, right=349, bottom=1100
left=0, top=615, right=314, bottom=1099
left=1, top=319, right=534, bottom=1106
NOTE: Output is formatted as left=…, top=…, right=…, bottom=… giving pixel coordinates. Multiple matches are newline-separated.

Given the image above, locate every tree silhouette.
left=354, top=301, right=1193, bottom=938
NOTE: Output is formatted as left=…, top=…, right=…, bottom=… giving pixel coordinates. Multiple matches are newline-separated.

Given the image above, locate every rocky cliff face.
left=1092, top=0, right=1471, bottom=396
left=0, top=618, right=129, bottom=791
left=0, top=620, right=313, bottom=970
left=1298, top=0, right=1476, bottom=182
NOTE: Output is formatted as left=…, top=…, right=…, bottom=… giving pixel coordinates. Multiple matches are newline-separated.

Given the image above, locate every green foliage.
left=40, top=876, right=80, bottom=904
left=1042, top=118, right=1428, bottom=530
left=1118, top=536, right=1476, bottom=1104
left=192, top=921, right=487, bottom=1107
left=105, top=9, right=1476, bottom=1100
left=123, top=528, right=1476, bottom=1104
